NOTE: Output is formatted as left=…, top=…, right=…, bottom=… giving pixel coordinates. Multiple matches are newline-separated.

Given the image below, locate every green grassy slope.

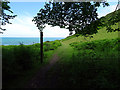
left=49, top=38, right=119, bottom=88
left=62, top=9, right=120, bottom=44
left=61, top=20, right=119, bottom=44
left=45, top=10, right=120, bottom=88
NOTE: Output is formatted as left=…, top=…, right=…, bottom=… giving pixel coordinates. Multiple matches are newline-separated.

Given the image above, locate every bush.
left=57, top=38, right=120, bottom=88
left=2, top=45, right=38, bottom=82
left=2, top=40, right=62, bottom=85
left=70, top=38, right=119, bottom=51
left=44, top=40, right=61, bottom=51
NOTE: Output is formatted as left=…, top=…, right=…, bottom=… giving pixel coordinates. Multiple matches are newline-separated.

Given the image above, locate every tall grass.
left=43, top=40, right=62, bottom=51
left=2, top=40, right=61, bottom=88
left=47, top=38, right=120, bottom=88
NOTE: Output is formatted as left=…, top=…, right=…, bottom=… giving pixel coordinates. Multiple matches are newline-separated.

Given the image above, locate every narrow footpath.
left=25, top=41, right=74, bottom=88
left=25, top=53, right=59, bottom=88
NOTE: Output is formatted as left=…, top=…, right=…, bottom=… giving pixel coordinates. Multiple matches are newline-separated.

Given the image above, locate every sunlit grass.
left=62, top=22, right=119, bottom=44
left=47, top=38, right=120, bottom=88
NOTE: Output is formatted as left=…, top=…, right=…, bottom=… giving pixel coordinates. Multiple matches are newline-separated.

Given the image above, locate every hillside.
left=42, top=9, right=120, bottom=88
left=2, top=9, right=120, bottom=89
left=61, top=9, right=120, bottom=44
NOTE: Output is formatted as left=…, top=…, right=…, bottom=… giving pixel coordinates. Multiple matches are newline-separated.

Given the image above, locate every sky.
left=0, top=1, right=118, bottom=37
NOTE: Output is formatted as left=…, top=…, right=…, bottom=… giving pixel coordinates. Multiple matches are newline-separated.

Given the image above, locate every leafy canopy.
left=33, top=1, right=109, bottom=36
left=0, top=1, right=17, bottom=33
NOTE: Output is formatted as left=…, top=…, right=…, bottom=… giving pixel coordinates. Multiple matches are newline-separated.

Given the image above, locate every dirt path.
left=25, top=41, right=74, bottom=88
left=25, top=53, right=59, bottom=88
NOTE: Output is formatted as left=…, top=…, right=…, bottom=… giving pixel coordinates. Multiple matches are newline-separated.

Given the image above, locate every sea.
left=0, top=37, right=64, bottom=45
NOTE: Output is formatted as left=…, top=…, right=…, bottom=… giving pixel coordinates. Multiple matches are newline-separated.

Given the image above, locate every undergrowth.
left=2, top=40, right=61, bottom=88
left=47, top=38, right=120, bottom=88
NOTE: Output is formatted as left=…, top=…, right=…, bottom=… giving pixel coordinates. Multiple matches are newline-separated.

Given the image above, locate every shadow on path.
left=25, top=53, right=59, bottom=88
left=25, top=41, right=74, bottom=88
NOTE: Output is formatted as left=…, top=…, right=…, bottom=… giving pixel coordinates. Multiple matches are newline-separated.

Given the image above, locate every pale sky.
left=0, top=1, right=118, bottom=37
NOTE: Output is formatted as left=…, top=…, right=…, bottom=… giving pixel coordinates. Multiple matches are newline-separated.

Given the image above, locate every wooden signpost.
left=40, top=31, right=43, bottom=63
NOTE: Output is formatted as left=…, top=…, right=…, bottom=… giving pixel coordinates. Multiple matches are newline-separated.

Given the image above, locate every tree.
left=97, top=0, right=120, bottom=33
left=105, top=0, right=120, bottom=32
left=33, top=1, right=109, bottom=36
left=32, top=1, right=109, bottom=63
left=0, top=1, right=17, bottom=34
left=32, top=3, right=50, bottom=63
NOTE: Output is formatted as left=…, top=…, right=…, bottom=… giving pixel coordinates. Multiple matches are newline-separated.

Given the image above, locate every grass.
left=44, top=14, right=120, bottom=88
left=5, top=50, right=55, bottom=88
left=46, top=38, right=120, bottom=88
left=2, top=9, right=120, bottom=88
left=2, top=40, right=61, bottom=88
left=61, top=22, right=119, bottom=44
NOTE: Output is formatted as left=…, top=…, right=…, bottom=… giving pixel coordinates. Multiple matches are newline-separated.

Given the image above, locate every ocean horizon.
left=1, top=37, right=65, bottom=45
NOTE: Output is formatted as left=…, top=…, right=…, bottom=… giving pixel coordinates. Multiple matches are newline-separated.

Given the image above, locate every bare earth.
left=25, top=53, right=59, bottom=88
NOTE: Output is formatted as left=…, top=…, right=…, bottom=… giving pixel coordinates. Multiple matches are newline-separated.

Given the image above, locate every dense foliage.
left=43, top=40, right=62, bottom=51
left=33, top=1, right=109, bottom=36
left=2, top=40, right=61, bottom=87
left=47, top=38, right=120, bottom=88
left=99, top=9, right=120, bottom=32
left=0, top=1, right=16, bottom=33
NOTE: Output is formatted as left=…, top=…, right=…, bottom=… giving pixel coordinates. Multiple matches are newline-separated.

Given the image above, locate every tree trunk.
left=40, top=31, right=43, bottom=63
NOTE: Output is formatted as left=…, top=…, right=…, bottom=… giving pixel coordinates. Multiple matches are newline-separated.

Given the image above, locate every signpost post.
left=40, top=31, right=43, bottom=63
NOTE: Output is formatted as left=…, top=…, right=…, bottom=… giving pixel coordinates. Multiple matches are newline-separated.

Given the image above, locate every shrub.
left=2, top=40, right=62, bottom=84
left=2, top=44, right=40, bottom=84
left=44, top=40, right=61, bottom=51
left=64, top=38, right=120, bottom=88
